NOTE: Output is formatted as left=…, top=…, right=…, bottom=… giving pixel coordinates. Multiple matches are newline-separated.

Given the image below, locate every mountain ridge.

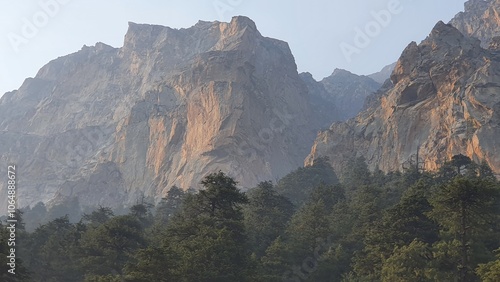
left=306, top=18, right=500, bottom=177
left=0, top=16, right=337, bottom=210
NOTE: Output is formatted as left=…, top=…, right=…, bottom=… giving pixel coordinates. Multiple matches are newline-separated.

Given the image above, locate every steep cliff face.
left=0, top=16, right=335, bottom=210
left=320, top=69, right=381, bottom=120
left=299, top=72, right=340, bottom=127
left=300, top=70, right=381, bottom=121
left=306, top=21, right=500, bottom=177
left=450, top=0, right=500, bottom=47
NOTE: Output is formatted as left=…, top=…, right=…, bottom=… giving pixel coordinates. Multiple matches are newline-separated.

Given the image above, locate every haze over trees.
left=2, top=155, right=499, bottom=281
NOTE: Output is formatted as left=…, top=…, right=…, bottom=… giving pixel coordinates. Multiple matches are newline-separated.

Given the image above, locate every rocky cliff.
left=299, top=72, right=340, bottom=127
left=306, top=20, right=500, bottom=177
left=320, top=69, right=381, bottom=120
left=300, top=70, right=381, bottom=121
left=450, top=0, right=500, bottom=48
left=0, top=16, right=337, bottom=210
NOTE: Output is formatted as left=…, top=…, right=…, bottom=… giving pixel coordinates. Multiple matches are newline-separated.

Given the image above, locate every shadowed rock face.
left=450, top=0, right=500, bottom=47
left=0, top=16, right=337, bottom=210
left=306, top=21, right=500, bottom=177
left=320, top=69, right=381, bottom=121
left=300, top=70, right=381, bottom=122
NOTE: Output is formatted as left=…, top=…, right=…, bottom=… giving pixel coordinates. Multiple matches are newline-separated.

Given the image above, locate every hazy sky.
left=0, top=0, right=467, bottom=96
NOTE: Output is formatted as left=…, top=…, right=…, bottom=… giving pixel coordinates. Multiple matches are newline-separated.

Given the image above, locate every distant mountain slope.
left=306, top=21, right=500, bottom=177
left=320, top=69, right=381, bottom=120
left=0, top=16, right=337, bottom=211
left=368, top=62, right=397, bottom=84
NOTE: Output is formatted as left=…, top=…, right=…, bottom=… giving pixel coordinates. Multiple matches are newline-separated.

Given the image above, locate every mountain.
left=299, top=72, right=340, bottom=127
left=301, top=69, right=386, bottom=126
left=306, top=20, right=500, bottom=177
left=450, top=0, right=500, bottom=48
left=0, top=16, right=338, bottom=211
left=319, top=69, right=381, bottom=120
left=300, top=70, right=381, bottom=122
left=368, top=62, right=397, bottom=84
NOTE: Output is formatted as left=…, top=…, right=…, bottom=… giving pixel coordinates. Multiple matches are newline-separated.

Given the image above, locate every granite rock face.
left=450, top=0, right=500, bottom=47
left=0, top=16, right=337, bottom=210
left=306, top=21, right=500, bottom=177
left=299, top=72, right=340, bottom=127
left=300, top=70, right=381, bottom=121
left=320, top=69, right=381, bottom=120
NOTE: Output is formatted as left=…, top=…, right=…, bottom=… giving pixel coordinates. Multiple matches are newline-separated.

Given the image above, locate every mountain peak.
left=450, top=0, right=500, bottom=47
left=428, top=21, right=469, bottom=44
left=331, top=68, right=354, bottom=76
left=307, top=2, right=500, bottom=178
left=464, top=0, right=492, bottom=12
left=229, top=15, right=257, bottom=31
left=0, top=16, right=336, bottom=212
left=392, top=20, right=482, bottom=84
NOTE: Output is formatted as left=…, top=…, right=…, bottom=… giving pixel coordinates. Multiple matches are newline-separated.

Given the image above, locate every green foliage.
left=11, top=160, right=500, bottom=281
left=154, top=185, right=185, bottom=225
left=381, top=239, right=434, bottom=282
left=124, top=244, right=180, bottom=281
left=21, top=202, right=48, bottom=232
left=166, top=171, right=253, bottom=281
left=243, top=181, right=295, bottom=257
left=260, top=236, right=293, bottom=281
left=341, top=156, right=371, bottom=192
left=80, top=215, right=145, bottom=280
left=0, top=221, right=30, bottom=281
left=23, top=216, right=83, bottom=281
left=45, top=197, right=82, bottom=223
left=81, top=206, right=114, bottom=228
left=352, top=181, right=439, bottom=280
left=276, top=156, right=338, bottom=206
left=428, top=176, right=500, bottom=281
left=477, top=248, right=500, bottom=282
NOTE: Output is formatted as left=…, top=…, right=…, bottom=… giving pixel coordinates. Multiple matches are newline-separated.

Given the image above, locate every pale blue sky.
left=0, top=0, right=467, bottom=96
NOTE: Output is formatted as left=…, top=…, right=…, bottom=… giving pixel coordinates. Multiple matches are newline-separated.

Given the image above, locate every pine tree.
left=79, top=215, right=146, bottom=280
left=154, top=185, right=185, bottom=225
left=243, top=181, right=295, bottom=257
left=23, top=216, right=83, bottom=281
left=166, top=171, right=252, bottom=281
left=428, top=176, right=500, bottom=281
left=275, top=157, right=338, bottom=206
left=477, top=248, right=500, bottom=282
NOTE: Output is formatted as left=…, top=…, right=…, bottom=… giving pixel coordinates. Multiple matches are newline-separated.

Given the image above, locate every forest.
left=1, top=155, right=500, bottom=281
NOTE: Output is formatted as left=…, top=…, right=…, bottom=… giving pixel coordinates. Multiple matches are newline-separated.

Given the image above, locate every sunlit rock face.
left=450, top=0, right=500, bottom=48
left=0, top=16, right=338, bottom=210
left=306, top=21, right=500, bottom=178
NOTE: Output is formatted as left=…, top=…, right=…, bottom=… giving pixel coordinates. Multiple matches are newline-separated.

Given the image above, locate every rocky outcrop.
left=0, top=16, right=337, bottom=211
left=300, top=70, right=381, bottom=122
left=299, top=72, right=339, bottom=127
left=450, top=0, right=500, bottom=47
left=319, top=69, right=381, bottom=120
left=306, top=21, right=500, bottom=178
